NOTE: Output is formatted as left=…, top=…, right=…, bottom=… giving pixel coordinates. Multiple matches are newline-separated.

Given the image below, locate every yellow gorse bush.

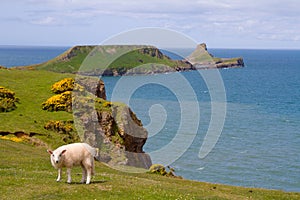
left=42, top=91, right=72, bottom=112
left=44, top=120, right=73, bottom=134
left=0, top=86, right=15, bottom=98
left=51, top=78, right=75, bottom=94
left=0, top=86, right=19, bottom=112
left=51, top=78, right=84, bottom=94
left=43, top=78, right=87, bottom=112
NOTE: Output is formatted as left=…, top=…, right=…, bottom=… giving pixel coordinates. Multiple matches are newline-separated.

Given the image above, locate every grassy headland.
left=21, top=45, right=192, bottom=75
left=16, top=44, right=244, bottom=76
left=0, top=68, right=299, bottom=199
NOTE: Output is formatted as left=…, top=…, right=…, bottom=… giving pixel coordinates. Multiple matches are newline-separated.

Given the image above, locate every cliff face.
left=73, top=77, right=152, bottom=169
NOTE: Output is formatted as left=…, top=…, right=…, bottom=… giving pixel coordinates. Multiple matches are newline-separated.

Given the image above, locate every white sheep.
left=47, top=143, right=99, bottom=184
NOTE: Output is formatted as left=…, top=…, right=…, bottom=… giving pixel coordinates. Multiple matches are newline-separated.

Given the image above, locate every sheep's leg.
left=56, top=168, right=62, bottom=182
left=81, top=165, right=87, bottom=183
left=86, top=168, right=91, bottom=184
left=82, top=158, right=93, bottom=184
left=67, top=168, right=72, bottom=184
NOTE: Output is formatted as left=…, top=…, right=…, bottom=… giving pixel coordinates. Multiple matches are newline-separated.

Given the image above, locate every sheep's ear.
left=61, top=149, right=67, bottom=155
left=47, top=150, right=53, bottom=155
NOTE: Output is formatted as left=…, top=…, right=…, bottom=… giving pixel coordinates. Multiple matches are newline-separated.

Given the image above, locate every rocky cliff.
left=73, top=77, right=152, bottom=169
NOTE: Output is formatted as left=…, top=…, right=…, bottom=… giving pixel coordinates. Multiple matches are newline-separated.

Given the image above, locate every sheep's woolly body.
left=48, top=143, right=99, bottom=184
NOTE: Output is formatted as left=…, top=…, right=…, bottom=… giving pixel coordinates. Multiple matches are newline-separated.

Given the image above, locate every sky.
left=1, top=0, right=300, bottom=49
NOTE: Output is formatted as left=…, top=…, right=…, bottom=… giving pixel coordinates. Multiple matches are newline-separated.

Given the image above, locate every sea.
left=0, top=46, right=299, bottom=192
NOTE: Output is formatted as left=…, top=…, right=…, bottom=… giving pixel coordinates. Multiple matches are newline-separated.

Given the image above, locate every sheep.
left=47, top=143, right=99, bottom=184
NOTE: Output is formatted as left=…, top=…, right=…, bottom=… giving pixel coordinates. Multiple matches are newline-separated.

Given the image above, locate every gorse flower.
left=0, top=86, right=19, bottom=112
left=51, top=78, right=75, bottom=94
left=42, top=91, right=72, bottom=112
left=0, top=135, right=24, bottom=143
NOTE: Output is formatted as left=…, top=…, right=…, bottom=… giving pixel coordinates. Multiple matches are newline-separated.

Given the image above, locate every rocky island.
left=17, top=44, right=244, bottom=75
left=188, top=43, right=244, bottom=69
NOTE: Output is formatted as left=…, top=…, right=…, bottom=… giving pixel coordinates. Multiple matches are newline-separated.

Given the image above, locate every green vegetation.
left=148, top=164, right=180, bottom=178
left=108, top=49, right=178, bottom=70
left=23, top=45, right=190, bottom=75
left=30, top=46, right=95, bottom=73
left=0, top=86, right=19, bottom=112
left=51, top=77, right=76, bottom=94
left=43, top=120, right=79, bottom=143
left=1, top=140, right=300, bottom=200
left=0, top=69, right=75, bottom=147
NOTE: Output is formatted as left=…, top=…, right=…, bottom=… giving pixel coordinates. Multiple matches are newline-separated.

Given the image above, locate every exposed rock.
left=72, top=77, right=152, bottom=169
left=138, top=47, right=165, bottom=59
left=76, top=76, right=106, bottom=100
left=187, top=43, right=244, bottom=69
left=112, top=105, right=147, bottom=153
left=215, top=57, right=244, bottom=68
left=76, top=101, right=152, bottom=169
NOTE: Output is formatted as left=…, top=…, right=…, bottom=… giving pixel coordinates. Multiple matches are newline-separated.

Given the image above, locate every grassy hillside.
left=0, top=69, right=75, bottom=147
left=24, top=45, right=191, bottom=75
left=1, top=139, right=300, bottom=200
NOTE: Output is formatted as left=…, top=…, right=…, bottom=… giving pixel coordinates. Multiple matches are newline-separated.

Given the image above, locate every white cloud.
left=2, top=0, right=300, bottom=47
left=30, top=16, right=58, bottom=25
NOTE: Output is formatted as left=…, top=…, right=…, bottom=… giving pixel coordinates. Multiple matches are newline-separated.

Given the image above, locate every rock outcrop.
left=187, top=43, right=244, bottom=69
left=73, top=77, right=152, bottom=169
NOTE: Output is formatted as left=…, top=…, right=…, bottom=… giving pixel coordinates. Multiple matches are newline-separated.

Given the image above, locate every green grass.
left=35, top=46, right=94, bottom=73
left=0, top=69, right=75, bottom=147
left=25, top=45, right=185, bottom=74
left=1, top=139, right=299, bottom=200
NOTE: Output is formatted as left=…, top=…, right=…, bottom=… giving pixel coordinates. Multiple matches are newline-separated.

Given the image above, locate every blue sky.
left=1, top=0, right=300, bottom=49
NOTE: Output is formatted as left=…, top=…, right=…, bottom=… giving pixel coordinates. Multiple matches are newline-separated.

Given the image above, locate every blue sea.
left=1, top=46, right=299, bottom=192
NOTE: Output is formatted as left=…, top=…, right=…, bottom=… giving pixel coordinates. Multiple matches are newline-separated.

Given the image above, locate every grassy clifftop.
left=24, top=45, right=193, bottom=75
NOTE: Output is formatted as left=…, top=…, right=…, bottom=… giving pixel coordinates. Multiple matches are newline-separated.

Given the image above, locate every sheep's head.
left=47, top=149, right=67, bottom=165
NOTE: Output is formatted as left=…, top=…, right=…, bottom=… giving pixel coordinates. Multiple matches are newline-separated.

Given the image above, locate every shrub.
left=44, top=120, right=79, bottom=143
left=0, top=86, right=19, bottom=112
left=51, top=78, right=85, bottom=94
left=95, top=98, right=113, bottom=112
left=51, top=78, right=75, bottom=94
left=44, top=120, right=74, bottom=134
left=42, top=91, right=72, bottom=112
left=149, top=164, right=181, bottom=178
